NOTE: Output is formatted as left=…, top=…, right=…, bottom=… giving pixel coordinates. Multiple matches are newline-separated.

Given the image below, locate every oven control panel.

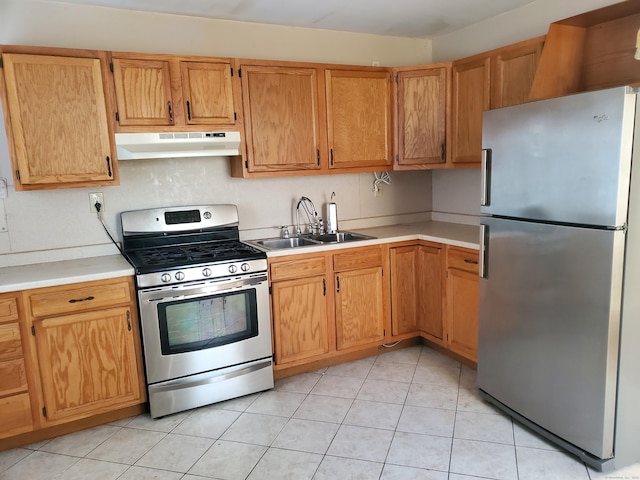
left=139, top=259, right=268, bottom=288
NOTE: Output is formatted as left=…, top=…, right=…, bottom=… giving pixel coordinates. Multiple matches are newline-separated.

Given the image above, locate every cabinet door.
left=271, top=276, right=330, bottom=364
left=1, top=53, right=115, bottom=187
left=326, top=70, right=393, bottom=169
left=33, top=307, right=142, bottom=424
left=418, top=245, right=444, bottom=339
left=335, top=267, right=385, bottom=350
left=390, top=246, right=419, bottom=336
left=446, top=247, right=479, bottom=363
left=242, top=65, right=323, bottom=173
left=491, top=39, right=544, bottom=109
left=180, top=61, right=236, bottom=125
left=397, top=67, right=448, bottom=166
left=451, top=57, right=490, bottom=164
left=112, top=57, right=174, bottom=126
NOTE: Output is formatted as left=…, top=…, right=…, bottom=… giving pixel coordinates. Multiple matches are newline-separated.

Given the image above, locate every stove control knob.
left=202, top=268, right=212, bottom=277
left=241, top=263, right=250, bottom=272
left=161, top=273, right=171, bottom=283
left=228, top=264, right=238, bottom=274
left=175, top=271, right=185, bottom=281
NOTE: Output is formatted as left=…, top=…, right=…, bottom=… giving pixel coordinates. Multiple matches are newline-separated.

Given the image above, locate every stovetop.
left=124, top=240, right=266, bottom=275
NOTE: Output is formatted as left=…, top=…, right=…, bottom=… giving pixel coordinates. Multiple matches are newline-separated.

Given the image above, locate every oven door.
left=138, top=274, right=271, bottom=384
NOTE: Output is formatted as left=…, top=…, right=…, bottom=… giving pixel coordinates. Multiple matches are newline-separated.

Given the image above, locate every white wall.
left=429, top=0, right=622, bottom=220
left=0, top=0, right=434, bottom=264
left=432, top=0, right=622, bottom=62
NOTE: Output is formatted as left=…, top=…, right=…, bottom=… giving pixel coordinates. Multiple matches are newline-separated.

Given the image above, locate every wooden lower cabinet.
left=270, top=246, right=387, bottom=368
left=335, top=266, right=385, bottom=350
left=445, top=247, right=480, bottom=362
left=0, top=277, right=146, bottom=443
left=0, top=293, right=34, bottom=439
left=389, top=243, right=443, bottom=338
left=271, top=275, right=330, bottom=364
left=33, top=307, right=142, bottom=424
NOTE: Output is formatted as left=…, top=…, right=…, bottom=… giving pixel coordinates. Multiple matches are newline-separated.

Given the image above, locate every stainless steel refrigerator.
left=478, top=86, right=640, bottom=471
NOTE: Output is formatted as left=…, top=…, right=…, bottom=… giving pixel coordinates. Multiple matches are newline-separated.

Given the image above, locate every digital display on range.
left=165, top=210, right=201, bottom=225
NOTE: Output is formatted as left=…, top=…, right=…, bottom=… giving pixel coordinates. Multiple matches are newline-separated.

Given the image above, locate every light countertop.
left=0, top=221, right=478, bottom=292
left=252, top=221, right=480, bottom=258
left=0, top=254, right=135, bottom=293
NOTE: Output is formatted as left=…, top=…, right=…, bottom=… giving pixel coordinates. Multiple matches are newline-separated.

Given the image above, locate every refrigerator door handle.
left=481, top=149, right=491, bottom=206
left=479, top=224, right=488, bottom=279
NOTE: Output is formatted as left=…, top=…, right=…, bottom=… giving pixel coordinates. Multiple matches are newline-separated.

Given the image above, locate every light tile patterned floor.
left=1, top=345, right=639, bottom=480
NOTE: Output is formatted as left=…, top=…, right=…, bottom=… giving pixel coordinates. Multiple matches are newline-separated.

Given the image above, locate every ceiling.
left=46, top=0, right=536, bottom=38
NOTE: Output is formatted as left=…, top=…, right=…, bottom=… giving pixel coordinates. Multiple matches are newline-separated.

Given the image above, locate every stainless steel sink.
left=250, top=231, right=376, bottom=250
left=254, top=237, right=320, bottom=249
left=309, top=232, right=375, bottom=243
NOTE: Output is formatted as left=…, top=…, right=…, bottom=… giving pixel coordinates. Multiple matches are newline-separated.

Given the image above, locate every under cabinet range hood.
left=115, top=131, right=241, bottom=160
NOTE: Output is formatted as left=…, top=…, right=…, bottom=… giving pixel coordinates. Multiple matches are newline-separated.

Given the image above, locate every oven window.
left=158, top=289, right=258, bottom=355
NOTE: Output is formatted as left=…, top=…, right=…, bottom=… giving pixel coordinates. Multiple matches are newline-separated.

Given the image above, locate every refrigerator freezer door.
left=481, top=87, right=635, bottom=228
left=478, top=216, right=624, bottom=459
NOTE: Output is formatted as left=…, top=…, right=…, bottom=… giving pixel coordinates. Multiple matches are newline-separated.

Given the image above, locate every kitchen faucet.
left=295, top=196, right=322, bottom=235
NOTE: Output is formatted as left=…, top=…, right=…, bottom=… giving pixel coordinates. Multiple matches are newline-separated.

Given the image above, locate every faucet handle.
left=278, top=226, right=290, bottom=238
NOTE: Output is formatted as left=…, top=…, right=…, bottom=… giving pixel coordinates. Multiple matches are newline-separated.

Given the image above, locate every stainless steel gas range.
left=120, top=204, right=273, bottom=418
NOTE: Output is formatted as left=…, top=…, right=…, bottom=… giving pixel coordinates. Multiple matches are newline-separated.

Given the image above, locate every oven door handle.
left=142, top=275, right=267, bottom=303
left=150, top=359, right=273, bottom=392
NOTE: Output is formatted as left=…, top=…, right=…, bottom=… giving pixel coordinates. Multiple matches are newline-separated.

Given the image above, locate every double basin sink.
left=251, top=231, right=375, bottom=250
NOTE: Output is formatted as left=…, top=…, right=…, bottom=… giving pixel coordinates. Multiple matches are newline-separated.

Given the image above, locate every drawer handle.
left=68, top=296, right=95, bottom=304
left=464, top=259, right=479, bottom=265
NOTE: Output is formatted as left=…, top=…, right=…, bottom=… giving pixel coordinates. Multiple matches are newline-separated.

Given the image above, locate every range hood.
left=115, top=131, right=241, bottom=160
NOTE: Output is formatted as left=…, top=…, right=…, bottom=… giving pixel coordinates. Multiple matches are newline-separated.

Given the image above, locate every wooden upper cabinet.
left=241, top=64, right=323, bottom=173
left=110, top=53, right=238, bottom=131
left=396, top=65, right=449, bottom=167
left=451, top=57, right=491, bottom=165
left=325, top=69, right=393, bottom=169
left=111, top=58, right=174, bottom=126
left=0, top=51, right=117, bottom=190
left=181, top=61, right=235, bottom=125
left=491, top=38, right=544, bottom=109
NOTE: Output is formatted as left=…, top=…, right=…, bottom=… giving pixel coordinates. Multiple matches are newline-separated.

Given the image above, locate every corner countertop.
left=253, top=221, right=480, bottom=258
left=0, top=254, right=135, bottom=294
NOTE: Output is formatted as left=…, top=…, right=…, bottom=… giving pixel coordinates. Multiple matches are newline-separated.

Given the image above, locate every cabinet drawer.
left=333, top=247, right=382, bottom=271
left=0, top=358, right=28, bottom=396
left=0, top=297, right=19, bottom=324
left=0, top=392, right=33, bottom=438
left=448, top=247, right=480, bottom=274
left=270, top=256, right=326, bottom=282
left=0, top=323, right=22, bottom=361
left=29, top=280, right=132, bottom=318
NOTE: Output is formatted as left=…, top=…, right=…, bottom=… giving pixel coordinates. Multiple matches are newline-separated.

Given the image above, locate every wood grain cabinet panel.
left=0, top=358, right=28, bottom=397
left=0, top=298, right=19, bottom=323
left=28, top=279, right=131, bottom=318
left=33, top=307, right=142, bottom=424
left=180, top=61, right=235, bottom=125
left=325, top=69, right=393, bottom=169
left=492, top=40, right=544, bottom=109
left=451, top=57, right=491, bottom=165
left=0, top=51, right=117, bottom=190
left=112, top=58, right=174, bottom=126
left=0, top=323, right=22, bottom=361
left=242, top=65, right=323, bottom=173
left=389, top=244, right=443, bottom=338
left=335, top=266, right=385, bottom=350
left=111, top=54, right=238, bottom=131
left=445, top=247, right=480, bottom=362
left=0, top=393, right=33, bottom=437
left=271, top=275, right=330, bottom=364
left=396, top=66, right=448, bottom=167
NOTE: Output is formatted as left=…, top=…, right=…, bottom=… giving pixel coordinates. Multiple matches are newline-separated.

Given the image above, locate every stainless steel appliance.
left=479, top=86, right=640, bottom=471
left=121, top=205, right=273, bottom=418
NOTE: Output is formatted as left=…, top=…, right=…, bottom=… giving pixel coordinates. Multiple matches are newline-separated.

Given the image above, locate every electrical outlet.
left=373, top=185, right=383, bottom=197
left=89, top=192, right=104, bottom=212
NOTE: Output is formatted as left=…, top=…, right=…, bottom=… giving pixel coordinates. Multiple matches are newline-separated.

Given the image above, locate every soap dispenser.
left=326, top=192, right=338, bottom=234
